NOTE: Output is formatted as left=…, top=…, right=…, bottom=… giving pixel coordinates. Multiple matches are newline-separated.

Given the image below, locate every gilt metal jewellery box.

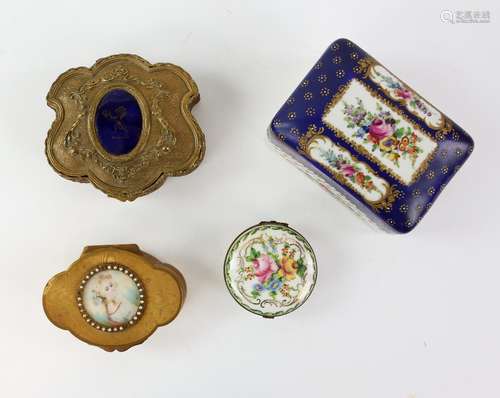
left=43, top=244, right=186, bottom=351
left=268, top=38, right=474, bottom=233
left=45, top=54, right=205, bottom=201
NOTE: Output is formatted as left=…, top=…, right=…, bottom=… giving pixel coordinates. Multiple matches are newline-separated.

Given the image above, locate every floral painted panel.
left=307, top=134, right=389, bottom=203
left=322, top=79, right=437, bottom=185
left=368, top=64, right=443, bottom=129
left=224, top=223, right=317, bottom=318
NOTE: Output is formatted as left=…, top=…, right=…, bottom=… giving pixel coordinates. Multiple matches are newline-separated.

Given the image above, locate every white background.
left=1, top=1, right=499, bottom=397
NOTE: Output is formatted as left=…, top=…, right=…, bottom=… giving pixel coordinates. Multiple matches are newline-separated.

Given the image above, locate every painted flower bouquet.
left=342, top=98, right=423, bottom=167
left=374, top=70, right=434, bottom=118
left=320, top=148, right=377, bottom=193
left=241, top=236, right=306, bottom=301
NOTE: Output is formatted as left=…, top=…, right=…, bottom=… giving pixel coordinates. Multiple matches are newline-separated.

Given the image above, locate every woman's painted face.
left=96, top=274, right=117, bottom=300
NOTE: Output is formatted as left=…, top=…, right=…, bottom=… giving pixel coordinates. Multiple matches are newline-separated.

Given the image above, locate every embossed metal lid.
left=45, top=54, right=205, bottom=201
left=224, top=222, right=317, bottom=318
left=43, top=244, right=186, bottom=351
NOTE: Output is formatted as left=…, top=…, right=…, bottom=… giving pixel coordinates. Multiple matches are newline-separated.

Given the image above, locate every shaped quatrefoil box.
left=268, top=38, right=474, bottom=233
left=45, top=54, right=205, bottom=201
left=43, top=244, right=186, bottom=351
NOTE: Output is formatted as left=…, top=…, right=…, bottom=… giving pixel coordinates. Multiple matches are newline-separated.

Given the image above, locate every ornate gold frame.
left=356, top=56, right=454, bottom=137
left=299, top=125, right=399, bottom=212
left=43, top=244, right=186, bottom=352
left=45, top=54, right=205, bottom=201
left=87, top=83, right=151, bottom=163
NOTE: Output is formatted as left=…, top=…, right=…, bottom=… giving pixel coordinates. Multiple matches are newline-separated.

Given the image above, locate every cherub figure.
left=101, top=106, right=128, bottom=133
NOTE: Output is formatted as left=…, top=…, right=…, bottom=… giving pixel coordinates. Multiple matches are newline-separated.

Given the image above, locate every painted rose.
left=278, top=256, right=298, bottom=281
left=368, top=118, right=393, bottom=143
left=355, top=172, right=365, bottom=184
left=395, top=88, right=412, bottom=100
left=252, top=254, right=278, bottom=283
left=340, top=163, right=356, bottom=177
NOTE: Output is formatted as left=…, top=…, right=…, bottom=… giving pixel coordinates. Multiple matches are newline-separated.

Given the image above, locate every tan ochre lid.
left=43, top=244, right=186, bottom=351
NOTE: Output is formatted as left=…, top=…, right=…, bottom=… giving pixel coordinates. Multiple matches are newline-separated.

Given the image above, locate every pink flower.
left=252, top=254, right=278, bottom=283
left=368, top=118, right=393, bottom=143
left=395, top=88, right=412, bottom=100
left=340, top=163, right=355, bottom=177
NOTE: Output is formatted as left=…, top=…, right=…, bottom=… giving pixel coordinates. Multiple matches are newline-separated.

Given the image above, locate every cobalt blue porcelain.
left=268, top=38, right=474, bottom=233
left=95, top=89, right=142, bottom=156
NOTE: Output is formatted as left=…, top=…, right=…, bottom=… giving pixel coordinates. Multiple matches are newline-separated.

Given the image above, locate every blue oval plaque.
left=95, top=89, right=142, bottom=156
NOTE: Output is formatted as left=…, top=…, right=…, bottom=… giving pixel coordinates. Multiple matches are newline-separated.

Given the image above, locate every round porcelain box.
left=224, top=221, right=317, bottom=318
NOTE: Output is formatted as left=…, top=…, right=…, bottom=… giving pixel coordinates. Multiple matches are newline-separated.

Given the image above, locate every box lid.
left=45, top=54, right=205, bottom=201
left=224, top=221, right=317, bottom=318
left=43, top=244, right=186, bottom=351
left=269, top=38, right=474, bottom=233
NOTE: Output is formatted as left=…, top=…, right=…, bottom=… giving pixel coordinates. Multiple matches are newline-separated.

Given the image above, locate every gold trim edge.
left=356, top=56, right=454, bottom=138
left=298, top=125, right=400, bottom=212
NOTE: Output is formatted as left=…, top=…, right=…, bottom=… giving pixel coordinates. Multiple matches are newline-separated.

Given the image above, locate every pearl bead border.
left=76, top=263, right=146, bottom=333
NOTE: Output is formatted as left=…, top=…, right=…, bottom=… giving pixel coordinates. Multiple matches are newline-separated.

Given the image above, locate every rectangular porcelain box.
left=268, top=38, right=474, bottom=233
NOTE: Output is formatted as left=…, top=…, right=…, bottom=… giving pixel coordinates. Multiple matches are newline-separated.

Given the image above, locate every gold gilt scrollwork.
left=355, top=56, right=456, bottom=138
left=299, top=125, right=399, bottom=212
left=46, top=54, right=205, bottom=201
